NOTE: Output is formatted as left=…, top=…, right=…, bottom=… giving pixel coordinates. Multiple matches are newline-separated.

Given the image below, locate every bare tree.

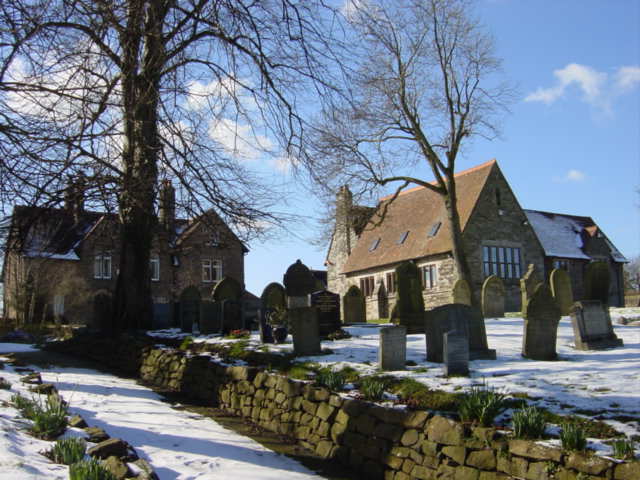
left=304, top=0, right=514, bottom=300
left=0, top=1, right=343, bottom=331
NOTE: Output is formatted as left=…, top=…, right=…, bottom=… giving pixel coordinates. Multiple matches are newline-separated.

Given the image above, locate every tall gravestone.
left=259, top=282, right=286, bottom=343
left=378, top=325, right=406, bottom=371
left=310, top=289, right=341, bottom=335
left=570, top=300, right=623, bottom=350
left=212, top=277, right=243, bottom=333
left=520, top=264, right=542, bottom=318
left=199, top=300, right=220, bottom=334
left=290, top=307, right=321, bottom=356
left=343, top=285, right=365, bottom=323
left=550, top=268, right=573, bottom=316
left=452, top=279, right=472, bottom=306
left=283, top=260, right=316, bottom=308
left=179, top=286, right=201, bottom=333
left=424, top=304, right=496, bottom=362
left=481, top=275, right=505, bottom=318
left=522, top=284, right=560, bottom=360
left=583, top=261, right=610, bottom=305
left=391, top=261, right=425, bottom=334
left=443, top=330, right=469, bottom=377
left=93, top=290, right=113, bottom=334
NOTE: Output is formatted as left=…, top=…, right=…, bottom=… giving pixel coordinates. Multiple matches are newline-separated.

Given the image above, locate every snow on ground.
left=0, top=346, right=322, bottom=480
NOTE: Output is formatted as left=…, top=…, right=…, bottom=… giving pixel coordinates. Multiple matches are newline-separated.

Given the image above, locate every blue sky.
left=244, top=0, right=640, bottom=295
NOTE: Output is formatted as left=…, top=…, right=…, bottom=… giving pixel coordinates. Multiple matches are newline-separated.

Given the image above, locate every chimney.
left=64, top=175, right=85, bottom=222
left=335, top=185, right=353, bottom=253
left=158, top=179, right=176, bottom=234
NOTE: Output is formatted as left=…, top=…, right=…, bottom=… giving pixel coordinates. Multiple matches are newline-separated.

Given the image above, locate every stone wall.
left=133, top=345, right=639, bottom=480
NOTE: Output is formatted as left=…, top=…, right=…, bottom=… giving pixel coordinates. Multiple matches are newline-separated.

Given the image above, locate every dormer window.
left=397, top=231, right=409, bottom=245
left=427, top=221, right=441, bottom=237
left=369, top=237, right=381, bottom=252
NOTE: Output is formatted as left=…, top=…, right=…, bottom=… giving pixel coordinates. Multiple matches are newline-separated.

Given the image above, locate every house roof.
left=524, top=209, right=627, bottom=263
left=342, top=159, right=497, bottom=274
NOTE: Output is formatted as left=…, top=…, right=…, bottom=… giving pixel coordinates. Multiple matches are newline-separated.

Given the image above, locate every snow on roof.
left=524, top=210, right=592, bottom=260
left=24, top=249, right=80, bottom=261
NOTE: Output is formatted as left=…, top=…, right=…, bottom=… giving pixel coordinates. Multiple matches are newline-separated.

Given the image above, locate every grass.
left=11, top=393, right=38, bottom=418
left=29, top=394, right=68, bottom=439
left=390, top=378, right=460, bottom=411
left=458, top=383, right=507, bottom=427
left=560, top=423, right=587, bottom=451
left=315, top=369, right=347, bottom=391
left=611, top=438, right=636, bottom=460
left=47, top=437, right=86, bottom=465
left=68, top=459, right=117, bottom=480
left=512, top=406, right=547, bottom=439
left=541, top=411, right=620, bottom=438
left=359, top=376, right=389, bottom=400
left=179, top=336, right=193, bottom=350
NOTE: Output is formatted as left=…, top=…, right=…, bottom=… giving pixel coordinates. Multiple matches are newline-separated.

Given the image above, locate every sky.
left=243, top=0, right=640, bottom=296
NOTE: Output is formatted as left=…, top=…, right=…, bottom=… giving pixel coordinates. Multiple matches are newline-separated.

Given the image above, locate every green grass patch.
left=512, top=406, right=547, bottom=439
left=560, top=423, right=587, bottom=451
left=458, top=383, right=507, bottom=427
left=47, top=437, right=86, bottom=465
left=611, top=438, right=636, bottom=460
left=69, top=459, right=116, bottom=480
left=541, top=411, right=620, bottom=438
left=29, top=394, right=68, bottom=440
left=358, top=376, right=393, bottom=401
left=315, top=369, right=346, bottom=391
left=390, top=378, right=460, bottom=412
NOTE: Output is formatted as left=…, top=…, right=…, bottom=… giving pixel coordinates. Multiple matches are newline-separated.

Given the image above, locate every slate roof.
left=524, top=209, right=627, bottom=263
left=342, top=159, right=497, bottom=274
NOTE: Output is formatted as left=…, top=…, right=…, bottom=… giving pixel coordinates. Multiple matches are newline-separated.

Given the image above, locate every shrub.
left=611, top=438, right=636, bottom=460
left=458, top=384, right=507, bottom=427
left=179, top=336, right=193, bottom=350
left=315, top=369, right=346, bottom=391
left=48, top=437, right=86, bottom=465
left=560, top=423, right=587, bottom=451
left=0, top=377, right=11, bottom=390
left=359, top=376, right=387, bottom=401
left=512, top=406, right=546, bottom=439
left=69, top=459, right=117, bottom=480
left=30, top=394, right=68, bottom=439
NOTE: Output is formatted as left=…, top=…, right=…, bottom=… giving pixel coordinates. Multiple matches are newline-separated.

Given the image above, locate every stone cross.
left=378, top=325, right=407, bottom=371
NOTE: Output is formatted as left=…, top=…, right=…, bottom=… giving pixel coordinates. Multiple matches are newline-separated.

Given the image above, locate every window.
left=482, top=246, right=521, bottom=279
left=386, top=272, right=397, bottom=294
left=202, top=259, right=222, bottom=283
left=359, top=276, right=375, bottom=297
left=369, top=238, right=381, bottom=252
left=495, top=188, right=502, bottom=207
left=207, top=231, right=221, bottom=246
left=150, top=255, right=160, bottom=281
left=397, top=231, right=409, bottom=245
left=553, top=259, right=568, bottom=271
left=94, top=254, right=112, bottom=279
left=428, top=221, right=441, bottom=237
left=421, top=264, right=438, bottom=289
left=53, top=295, right=64, bottom=317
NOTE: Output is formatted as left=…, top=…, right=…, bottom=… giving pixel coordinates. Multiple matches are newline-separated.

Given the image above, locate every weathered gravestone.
left=378, top=325, right=406, bottom=371
left=443, top=330, right=469, bottom=377
left=583, top=261, right=610, bottom=305
left=452, top=279, right=472, bottom=306
left=424, top=304, right=496, bottom=363
left=481, top=275, right=505, bottom=318
left=570, top=300, right=623, bottom=350
left=283, top=260, right=316, bottom=308
left=520, top=264, right=542, bottom=318
left=212, top=277, right=243, bottom=333
left=391, top=261, right=425, bottom=334
left=92, top=290, right=113, bottom=334
left=310, top=289, right=341, bottom=335
left=290, top=307, right=321, bottom=355
left=522, top=284, right=560, bottom=360
left=179, top=286, right=201, bottom=333
left=199, top=300, right=220, bottom=334
left=343, top=285, right=366, bottom=323
left=550, top=268, right=573, bottom=316
left=259, top=282, right=286, bottom=343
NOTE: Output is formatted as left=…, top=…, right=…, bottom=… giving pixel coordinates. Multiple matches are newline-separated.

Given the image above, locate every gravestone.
left=222, top=299, right=242, bottom=333
left=259, top=282, right=286, bottom=343
left=283, top=260, right=316, bottom=308
left=378, top=325, right=406, bottom=371
left=212, top=277, right=243, bottom=333
left=522, top=284, right=560, bottom=360
left=424, top=304, right=496, bottom=362
left=290, top=307, right=321, bottom=356
left=570, top=300, right=623, bottom=350
left=452, top=279, right=472, bottom=306
left=343, top=285, right=366, bottom=323
left=481, top=275, right=505, bottom=318
left=92, top=291, right=113, bottom=334
left=583, top=261, right=610, bottom=305
left=520, top=264, right=542, bottom=318
left=310, top=289, right=341, bottom=335
left=443, top=330, right=469, bottom=377
left=179, top=286, right=201, bottom=333
left=391, top=261, right=425, bottom=334
left=199, top=300, right=220, bottom=334
left=550, top=268, right=574, bottom=316
left=258, top=312, right=274, bottom=343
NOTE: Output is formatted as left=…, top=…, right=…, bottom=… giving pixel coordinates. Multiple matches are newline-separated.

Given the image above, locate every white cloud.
left=269, top=154, right=299, bottom=174
left=186, top=78, right=239, bottom=111
left=208, top=118, right=273, bottom=161
left=566, top=169, right=586, bottom=182
left=615, top=66, right=640, bottom=91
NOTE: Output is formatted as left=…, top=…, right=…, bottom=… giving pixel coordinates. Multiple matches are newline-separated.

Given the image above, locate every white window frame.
left=53, top=295, right=64, bottom=317
left=150, top=255, right=160, bottom=281
left=422, top=264, right=438, bottom=289
left=202, top=259, right=222, bottom=283
left=94, top=253, right=112, bottom=279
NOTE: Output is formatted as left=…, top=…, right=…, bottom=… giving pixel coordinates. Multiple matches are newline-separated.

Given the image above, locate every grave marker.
left=343, top=285, right=366, bottom=323
left=443, top=330, right=469, bottom=377
left=179, top=286, right=201, bottom=333
left=481, top=275, right=505, bottom=318
left=550, top=268, right=573, bottom=316
left=310, top=289, right=341, bottom=335
left=452, top=279, right=472, bottom=306
left=378, top=326, right=407, bottom=371
left=283, top=260, right=316, bottom=308
left=520, top=264, right=542, bottom=318
left=522, top=284, right=560, bottom=360
left=199, top=300, right=220, bottom=334
left=290, top=307, right=321, bottom=356
left=570, top=300, right=623, bottom=350
left=391, top=261, right=425, bottom=333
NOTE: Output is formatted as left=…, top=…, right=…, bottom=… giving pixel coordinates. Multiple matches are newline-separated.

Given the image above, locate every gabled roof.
left=342, top=159, right=497, bottom=274
left=524, top=209, right=627, bottom=263
left=174, top=209, right=248, bottom=253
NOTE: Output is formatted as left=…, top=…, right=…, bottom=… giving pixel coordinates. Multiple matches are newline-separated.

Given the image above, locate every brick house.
left=326, top=159, right=626, bottom=320
left=1, top=181, right=247, bottom=327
